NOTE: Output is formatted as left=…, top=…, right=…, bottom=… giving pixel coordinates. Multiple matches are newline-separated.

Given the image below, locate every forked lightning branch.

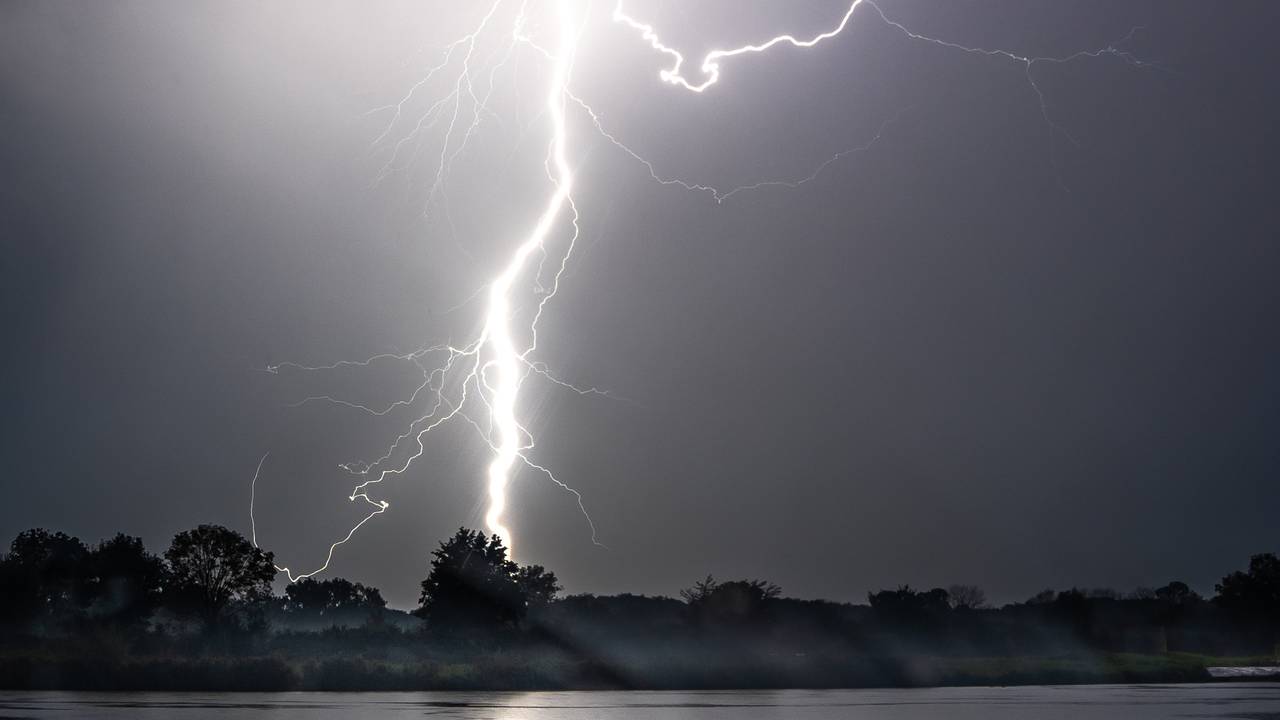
left=253, top=0, right=1151, bottom=582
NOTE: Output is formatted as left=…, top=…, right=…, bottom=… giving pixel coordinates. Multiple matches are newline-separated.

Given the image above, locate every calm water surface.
left=1, top=684, right=1277, bottom=718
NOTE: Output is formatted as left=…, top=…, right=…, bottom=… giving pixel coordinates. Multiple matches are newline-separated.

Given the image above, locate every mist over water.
left=2, top=684, right=1279, bottom=719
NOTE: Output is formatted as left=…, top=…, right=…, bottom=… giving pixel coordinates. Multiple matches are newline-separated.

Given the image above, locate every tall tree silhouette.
left=164, top=524, right=276, bottom=629
left=1216, top=553, right=1280, bottom=618
left=516, top=564, right=562, bottom=608
left=417, top=528, right=557, bottom=632
left=86, top=533, right=165, bottom=625
left=0, top=529, right=90, bottom=624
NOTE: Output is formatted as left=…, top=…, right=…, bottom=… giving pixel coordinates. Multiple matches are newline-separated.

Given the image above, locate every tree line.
left=2, top=522, right=1278, bottom=685
left=0, top=524, right=564, bottom=635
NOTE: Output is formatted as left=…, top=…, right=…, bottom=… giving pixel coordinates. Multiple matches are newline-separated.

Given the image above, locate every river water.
left=1, top=683, right=1277, bottom=718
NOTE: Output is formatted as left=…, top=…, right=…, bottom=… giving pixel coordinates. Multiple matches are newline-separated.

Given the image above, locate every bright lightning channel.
left=255, top=0, right=592, bottom=581
left=253, top=0, right=1151, bottom=583
left=479, top=0, right=580, bottom=550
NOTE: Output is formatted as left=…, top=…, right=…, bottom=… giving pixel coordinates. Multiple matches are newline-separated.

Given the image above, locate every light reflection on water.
left=0, top=684, right=1277, bottom=719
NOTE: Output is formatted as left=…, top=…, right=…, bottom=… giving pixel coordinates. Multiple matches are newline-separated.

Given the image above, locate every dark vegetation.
left=1, top=524, right=1277, bottom=690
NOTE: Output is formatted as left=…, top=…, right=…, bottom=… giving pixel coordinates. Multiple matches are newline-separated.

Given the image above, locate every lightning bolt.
left=608, top=0, right=1153, bottom=194
left=479, top=0, right=581, bottom=549
left=254, top=0, right=592, bottom=581
left=611, top=0, right=868, bottom=94
left=252, top=0, right=1152, bottom=582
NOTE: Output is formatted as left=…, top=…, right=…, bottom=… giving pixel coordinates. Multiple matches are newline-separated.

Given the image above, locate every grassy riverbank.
left=3, top=648, right=1269, bottom=691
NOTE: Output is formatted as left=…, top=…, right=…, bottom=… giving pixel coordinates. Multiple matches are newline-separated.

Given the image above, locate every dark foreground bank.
left=0, top=648, right=1267, bottom=691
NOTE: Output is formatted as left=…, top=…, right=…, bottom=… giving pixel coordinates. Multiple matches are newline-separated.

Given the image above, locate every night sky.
left=3, top=0, right=1279, bottom=609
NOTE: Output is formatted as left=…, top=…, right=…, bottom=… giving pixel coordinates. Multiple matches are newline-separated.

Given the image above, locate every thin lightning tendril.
left=608, top=0, right=1153, bottom=193
left=252, top=0, right=1152, bottom=583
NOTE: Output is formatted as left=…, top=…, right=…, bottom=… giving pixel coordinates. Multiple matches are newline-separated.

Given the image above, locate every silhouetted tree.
left=869, top=586, right=949, bottom=614
left=1144, top=580, right=1202, bottom=628
left=865, top=586, right=951, bottom=644
left=1049, top=588, right=1091, bottom=635
left=416, top=528, right=541, bottom=632
left=1215, top=553, right=1280, bottom=618
left=85, top=533, right=165, bottom=625
left=0, top=529, right=90, bottom=624
left=516, top=565, right=562, bottom=608
left=680, top=575, right=719, bottom=605
left=947, top=584, right=987, bottom=610
left=682, top=576, right=781, bottom=625
left=164, top=525, right=276, bottom=629
left=284, top=577, right=385, bottom=620
left=867, top=586, right=951, bottom=632
left=1154, top=581, right=1200, bottom=606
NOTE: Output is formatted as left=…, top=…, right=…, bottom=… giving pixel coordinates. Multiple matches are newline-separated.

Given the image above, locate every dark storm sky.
left=3, top=0, right=1278, bottom=609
